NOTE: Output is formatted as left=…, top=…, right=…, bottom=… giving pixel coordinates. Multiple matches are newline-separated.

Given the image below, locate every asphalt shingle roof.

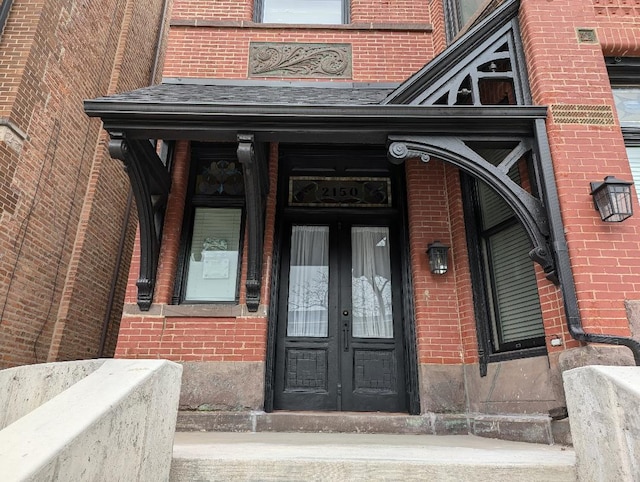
left=98, top=82, right=396, bottom=106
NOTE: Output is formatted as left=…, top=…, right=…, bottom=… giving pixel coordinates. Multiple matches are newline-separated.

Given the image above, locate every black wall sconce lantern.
left=427, top=241, right=450, bottom=275
left=590, top=176, right=634, bottom=222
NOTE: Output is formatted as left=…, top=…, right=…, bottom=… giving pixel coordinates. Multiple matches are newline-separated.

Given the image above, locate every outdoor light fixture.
left=427, top=241, right=450, bottom=275
left=590, top=176, right=634, bottom=222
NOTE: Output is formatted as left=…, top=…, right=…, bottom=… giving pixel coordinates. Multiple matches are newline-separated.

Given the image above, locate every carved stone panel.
left=249, top=42, right=352, bottom=78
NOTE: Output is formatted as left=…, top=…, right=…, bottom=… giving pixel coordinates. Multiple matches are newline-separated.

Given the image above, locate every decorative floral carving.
left=250, top=43, right=351, bottom=78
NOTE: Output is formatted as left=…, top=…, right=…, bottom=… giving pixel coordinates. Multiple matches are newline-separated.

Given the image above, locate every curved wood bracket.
left=237, top=133, right=269, bottom=312
left=387, top=135, right=557, bottom=283
left=108, top=133, right=171, bottom=310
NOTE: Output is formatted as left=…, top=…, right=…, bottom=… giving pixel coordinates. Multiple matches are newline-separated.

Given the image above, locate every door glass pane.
left=287, top=226, right=329, bottom=337
left=351, top=227, right=393, bottom=338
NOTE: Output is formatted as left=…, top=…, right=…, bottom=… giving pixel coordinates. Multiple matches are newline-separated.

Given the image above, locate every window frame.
left=443, top=0, right=487, bottom=43
left=608, top=57, right=640, bottom=203
left=173, top=144, right=246, bottom=305
left=460, top=167, right=546, bottom=370
left=254, top=0, right=350, bottom=24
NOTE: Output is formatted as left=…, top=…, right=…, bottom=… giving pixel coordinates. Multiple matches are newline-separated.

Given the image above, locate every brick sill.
left=170, top=19, right=433, bottom=32
left=122, top=302, right=268, bottom=318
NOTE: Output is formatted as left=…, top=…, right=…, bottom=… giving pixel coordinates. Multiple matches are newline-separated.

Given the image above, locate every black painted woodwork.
left=273, top=215, right=407, bottom=412
left=387, top=136, right=557, bottom=282
left=383, top=0, right=530, bottom=106
left=268, top=145, right=416, bottom=413
left=108, top=135, right=170, bottom=311
left=237, top=134, right=269, bottom=312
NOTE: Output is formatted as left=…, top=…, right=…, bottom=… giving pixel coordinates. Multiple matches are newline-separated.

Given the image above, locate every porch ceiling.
left=84, top=81, right=547, bottom=143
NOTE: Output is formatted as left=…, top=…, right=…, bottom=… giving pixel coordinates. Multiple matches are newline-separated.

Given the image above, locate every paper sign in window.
left=202, top=251, right=230, bottom=279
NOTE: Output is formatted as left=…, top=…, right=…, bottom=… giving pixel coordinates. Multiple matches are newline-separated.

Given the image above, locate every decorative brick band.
left=249, top=42, right=352, bottom=78
left=550, top=104, right=615, bottom=125
left=593, top=0, right=640, bottom=17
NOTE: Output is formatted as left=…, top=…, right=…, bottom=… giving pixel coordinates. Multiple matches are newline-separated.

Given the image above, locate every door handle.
left=342, top=322, right=349, bottom=352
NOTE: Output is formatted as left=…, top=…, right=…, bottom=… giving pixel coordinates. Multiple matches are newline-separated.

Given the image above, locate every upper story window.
left=256, top=0, right=349, bottom=24
left=444, top=0, right=487, bottom=42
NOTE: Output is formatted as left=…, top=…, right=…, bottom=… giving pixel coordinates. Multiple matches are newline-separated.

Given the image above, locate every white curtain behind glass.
left=287, top=226, right=329, bottom=337
left=351, top=227, right=393, bottom=338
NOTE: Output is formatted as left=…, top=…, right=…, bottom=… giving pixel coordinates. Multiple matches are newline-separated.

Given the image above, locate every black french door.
left=273, top=214, right=407, bottom=412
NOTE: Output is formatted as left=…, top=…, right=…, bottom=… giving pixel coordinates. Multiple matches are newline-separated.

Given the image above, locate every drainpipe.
left=534, top=119, right=640, bottom=365
left=0, top=0, right=13, bottom=39
left=98, top=0, right=170, bottom=356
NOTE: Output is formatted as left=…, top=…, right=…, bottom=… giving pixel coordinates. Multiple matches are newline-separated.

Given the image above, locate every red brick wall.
left=116, top=142, right=278, bottom=362
left=171, top=0, right=431, bottom=24
left=593, top=0, right=640, bottom=56
left=155, top=141, right=191, bottom=305
left=115, top=316, right=267, bottom=362
left=164, top=0, right=434, bottom=82
left=116, top=0, right=640, bottom=371
left=351, top=0, right=430, bottom=23
left=520, top=0, right=640, bottom=337
left=428, top=0, right=448, bottom=56
left=405, top=158, right=465, bottom=365
left=0, top=0, right=168, bottom=368
left=172, top=0, right=253, bottom=21
left=163, top=27, right=433, bottom=82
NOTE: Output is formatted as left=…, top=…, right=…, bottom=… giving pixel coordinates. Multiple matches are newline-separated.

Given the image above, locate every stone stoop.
left=176, top=410, right=572, bottom=446
left=170, top=432, right=576, bottom=482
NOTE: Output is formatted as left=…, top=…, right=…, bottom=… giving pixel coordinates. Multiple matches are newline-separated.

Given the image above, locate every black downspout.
left=534, top=119, right=640, bottom=365
left=98, top=0, right=170, bottom=356
left=0, top=0, right=14, bottom=38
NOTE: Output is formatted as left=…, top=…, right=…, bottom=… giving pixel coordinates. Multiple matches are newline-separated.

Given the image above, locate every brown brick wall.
left=0, top=0, right=168, bottom=368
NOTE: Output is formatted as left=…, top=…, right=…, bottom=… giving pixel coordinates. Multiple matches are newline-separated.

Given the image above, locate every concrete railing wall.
left=0, top=359, right=182, bottom=481
left=0, top=359, right=107, bottom=430
left=563, top=365, right=640, bottom=481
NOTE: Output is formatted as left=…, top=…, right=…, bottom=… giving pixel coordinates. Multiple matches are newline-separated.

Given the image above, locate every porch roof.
left=84, top=80, right=547, bottom=143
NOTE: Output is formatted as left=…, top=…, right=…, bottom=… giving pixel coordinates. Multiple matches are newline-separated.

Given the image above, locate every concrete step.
left=176, top=410, right=572, bottom=445
left=171, top=432, right=576, bottom=482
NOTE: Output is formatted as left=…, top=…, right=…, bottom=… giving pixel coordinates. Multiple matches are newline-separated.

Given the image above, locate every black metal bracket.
left=387, top=135, right=557, bottom=281
left=237, top=133, right=269, bottom=312
left=108, top=133, right=170, bottom=311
